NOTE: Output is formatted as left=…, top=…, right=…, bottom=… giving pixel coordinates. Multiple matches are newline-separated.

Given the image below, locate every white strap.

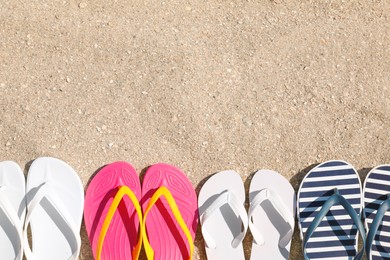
left=248, top=188, right=294, bottom=247
left=0, top=187, right=24, bottom=260
left=23, top=182, right=81, bottom=260
left=200, top=190, right=248, bottom=249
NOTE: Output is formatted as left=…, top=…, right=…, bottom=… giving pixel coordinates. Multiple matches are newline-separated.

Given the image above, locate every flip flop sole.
left=84, top=161, right=141, bottom=260
left=26, top=157, right=84, bottom=260
left=198, top=170, right=246, bottom=260
left=142, top=163, right=198, bottom=260
left=0, top=161, right=25, bottom=260
left=297, top=160, right=362, bottom=259
left=249, top=170, right=296, bottom=260
left=364, top=165, right=390, bottom=259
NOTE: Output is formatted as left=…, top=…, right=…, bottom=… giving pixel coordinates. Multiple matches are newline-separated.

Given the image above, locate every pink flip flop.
left=141, top=163, right=198, bottom=260
left=84, top=162, right=143, bottom=260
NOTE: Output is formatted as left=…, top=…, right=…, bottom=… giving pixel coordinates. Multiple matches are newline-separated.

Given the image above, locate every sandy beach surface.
left=1, top=1, right=390, bottom=259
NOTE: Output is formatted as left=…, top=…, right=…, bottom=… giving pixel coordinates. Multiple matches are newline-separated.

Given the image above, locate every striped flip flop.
left=297, top=160, right=366, bottom=259
left=364, top=165, right=390, bottom=259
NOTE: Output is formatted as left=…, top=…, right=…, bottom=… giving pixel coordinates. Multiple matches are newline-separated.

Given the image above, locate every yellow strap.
left=141, top=186, right=194, bottom=260
left=96, top=186, right=143, bottom=260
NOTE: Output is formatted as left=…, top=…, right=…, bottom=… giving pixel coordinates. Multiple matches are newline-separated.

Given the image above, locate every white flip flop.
left=0, top=161, right=25, bottom=260
left=23, top=157, right=84, bottom=260
left=248, top=170, right=296, bottom=260
left=198, top=170, right=248, bottom=260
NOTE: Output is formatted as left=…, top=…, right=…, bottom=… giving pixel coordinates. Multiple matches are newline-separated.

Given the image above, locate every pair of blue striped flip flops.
left=298, top=160, right=390, bottom=259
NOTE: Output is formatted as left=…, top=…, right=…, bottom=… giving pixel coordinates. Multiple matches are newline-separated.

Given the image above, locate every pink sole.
left=84, top=162, right=141, bottom=260
left=142, top=163, right=198, bottom=260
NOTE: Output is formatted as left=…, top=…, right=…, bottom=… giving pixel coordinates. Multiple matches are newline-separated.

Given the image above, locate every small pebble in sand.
left=242, top=117, right=252, bottom=127
left=5, top=141, right=11, bottom=146
left=78, top=2, right=87, bottom=8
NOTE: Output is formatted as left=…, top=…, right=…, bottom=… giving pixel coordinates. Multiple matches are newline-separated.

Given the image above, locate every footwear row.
left=202, top=161, right=390, bottom=260
left=1, top=158, right=390, bottom=259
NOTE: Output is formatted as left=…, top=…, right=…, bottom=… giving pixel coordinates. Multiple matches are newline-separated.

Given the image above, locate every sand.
left=1, top=0, right=390, bottom=259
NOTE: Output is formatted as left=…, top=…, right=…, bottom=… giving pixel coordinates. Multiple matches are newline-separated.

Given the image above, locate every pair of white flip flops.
left=0, top=157, right=84, bottom=260
left=199, top=169, right=296, bottom=260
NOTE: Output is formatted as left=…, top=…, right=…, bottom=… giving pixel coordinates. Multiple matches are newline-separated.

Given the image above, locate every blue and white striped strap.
left=303, top=188, right=366, bottom=260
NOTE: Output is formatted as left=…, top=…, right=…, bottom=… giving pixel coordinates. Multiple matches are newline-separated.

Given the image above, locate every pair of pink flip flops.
left=84, top=162, right=198, bottom=260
